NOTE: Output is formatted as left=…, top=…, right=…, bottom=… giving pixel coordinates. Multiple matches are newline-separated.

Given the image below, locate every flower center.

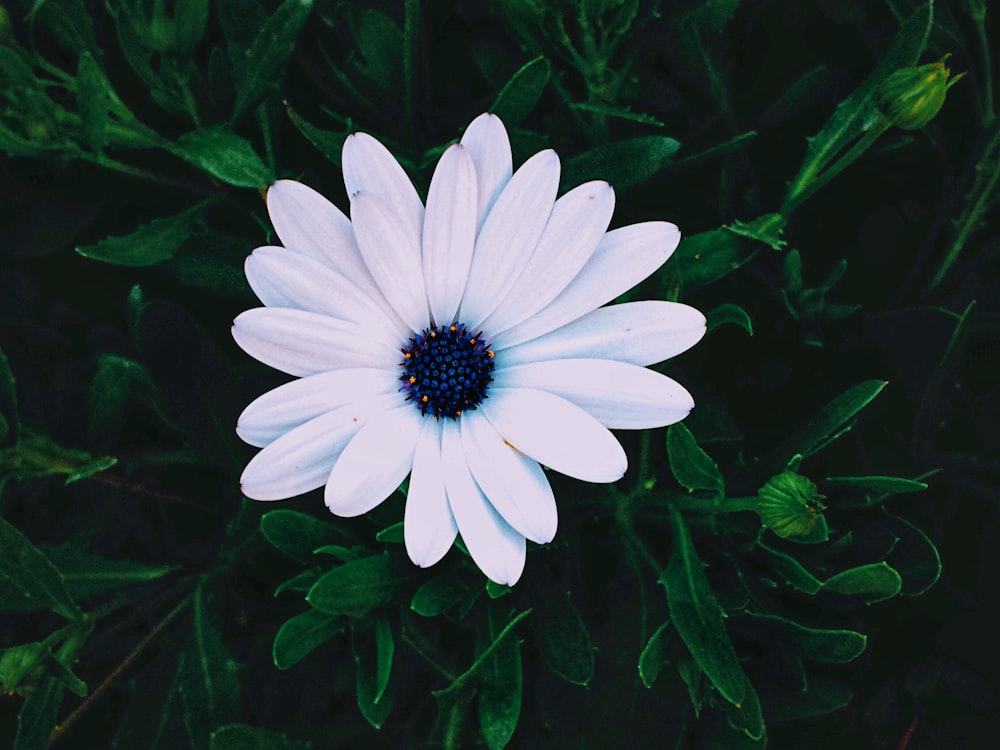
left=400, top=323, right=495, bottom=419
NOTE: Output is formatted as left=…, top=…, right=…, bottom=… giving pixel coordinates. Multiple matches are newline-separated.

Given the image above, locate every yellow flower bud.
left=756, top=471, right=828, bottom=543
left=876, top=55, right=965, bottom=130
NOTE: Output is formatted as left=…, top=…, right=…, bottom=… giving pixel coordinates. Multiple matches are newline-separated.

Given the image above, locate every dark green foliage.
left=2, top=0, right=994, bottom=748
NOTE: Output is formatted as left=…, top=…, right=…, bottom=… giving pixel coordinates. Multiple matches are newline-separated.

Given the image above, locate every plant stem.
left=48, top=596, right=191, bottom=747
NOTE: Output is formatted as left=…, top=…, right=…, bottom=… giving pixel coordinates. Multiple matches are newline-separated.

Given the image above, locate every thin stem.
left=48, top=596, right=192, bottom=747
left=402, top=624, right=457, bottom=682
left=975, top=19, right=994, bottom=125
left=85, top=471, right=223, bottom=514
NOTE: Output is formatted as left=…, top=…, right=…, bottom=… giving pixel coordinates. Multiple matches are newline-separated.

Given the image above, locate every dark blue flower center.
left=400, top=323, right=495, bottom=419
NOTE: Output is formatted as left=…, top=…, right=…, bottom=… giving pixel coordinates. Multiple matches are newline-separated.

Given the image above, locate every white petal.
left=237, top=368, right=402, bottom=447
left=459, top=150, right=560, bottom=328
left=265, top=180, right=373, bottom=284
left=494, top=359, right=695, bottom=429
left=240, top=396, right=395, bottom=500
left=482, top=180, right=614, bottom=334
left=441, top=421, right=526, bottom=585
left=459, top=113, right=513, bottom=232
left=232, top=308, right=399, bottom=377
left=493, top=221, right=681, bottom=349
left=324, top=405, right=423, bottom=517
left=422, top=144, right=478, bottom=326
left=481, top=387, right=627, bottom=483
left=342, top=132, right=423, bottom=244
left=404, top=421, right=457, bottom=567
left=499, top=301, right=707, bottom=367
left=460, top=412, right=557, bottom=544
left=245, top=246, right=407, bottom=337
left=351, top=191, right=430, bottom=333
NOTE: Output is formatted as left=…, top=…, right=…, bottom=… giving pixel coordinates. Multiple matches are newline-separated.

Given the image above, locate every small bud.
left=756, top=471, right=828, bottom=543
left=876, top=55, right=965, bottom=130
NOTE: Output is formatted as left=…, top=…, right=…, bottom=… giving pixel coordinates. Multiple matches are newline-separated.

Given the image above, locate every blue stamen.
left=400, top=323, right=495, bottom=419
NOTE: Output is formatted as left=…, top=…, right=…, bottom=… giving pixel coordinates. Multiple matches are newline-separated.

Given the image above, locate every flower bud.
left=756, top=471, right=828, bottom=543
left=876, top=55, right=965, bottom=130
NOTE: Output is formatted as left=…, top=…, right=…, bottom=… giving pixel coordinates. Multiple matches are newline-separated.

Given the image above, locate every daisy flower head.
left=233, top=113, right=706, bottom=585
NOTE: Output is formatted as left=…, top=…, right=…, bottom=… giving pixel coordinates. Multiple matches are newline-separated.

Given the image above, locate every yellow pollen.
left=450, top=324, right=457, bottom=332
left=421, top=395, right=429, bottom=403
left=429, top=331, right=436, bottom=338
left=408, top=376, right=416, bottom=384
left=404, top=352, right=412, bottom=359
left=469, top=338, right=476, bottom=344
left=487, top=350, right=495, bottom=358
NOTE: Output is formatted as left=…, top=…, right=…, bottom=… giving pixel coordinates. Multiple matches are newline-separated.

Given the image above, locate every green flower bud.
left=756, top=471, right=828, bottom=544
left=0, top=643, right=48, bottom=696
left=876, top=55, right=965, bottom=130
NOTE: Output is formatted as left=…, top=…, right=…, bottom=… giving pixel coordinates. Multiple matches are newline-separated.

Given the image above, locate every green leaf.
left=174, top=0, right=210, bottom=54
left=13, top=677, right=63, bottom=750
left=667, top=423, right=725, bottom=497
left=23, top=0, right=101, bottom=59
left=673, top=228, right=759, bottom=288
left=723, top=675, right=765, bottom=741
left=486, top=579, right=511, bottom=599
left=43, top=544, right=178, bottom=604
left=562, top=136, right=681, bottom=191
left=534, top=591, right=594, bottom=686
left=352, top=9, right=404, bottom=92
left=726, top=213, right=787, bottom=251
left=569, top=101, right=664, bottom=126
left=432, top=609, right=531, bottom=738
left=307, top=553, right=411, bottom=617
left=172, top=128, right=274, bottom=188
left=707, top=303, right=753, bottom=335
left=88, top=354, right=166, bottom=443
left=75, top=52, right=107, bottom=152
left=273, top=569, right=322, bottom=597
left=737, top=613, right=867, bottom=663
left=76, top=202, right=206, bottom=267
left=210, top=724, right=311, bottom=750
left=638, top=621, right=672, bottom=688
left=490, top=56, right=551, bottom=128
left=783, top=2, right=933, bottom=209
left=764, top=679, right=853, bottom=722
left=159, top=231, right=255, bottom=298
left=285, top=105, right=348, bottom=165
left=352, top=618, right=396, bottom=729
left=260, top=509, right=354, bottom=564
left=0, top=345, right=18, bottom=448
left=230, top=0, right=313, bottom=123
left=795, top=380, right=888, bottom=458
left=823, top=475, right=928, bottom=498
left=375, top=521, right=404, bottom=544
left=882, top=512, right=941, bottom=596
left=661, top=508, right=745, bottom=707
left=757, top=542, right=822, bottom=595
left=179, top=584, right=242, bottom=750
left=411, top=573, right=472, bottom=617
left=478, top=616, right=523, bottom=750
left=0, top=516, right=81, bottom=620
left=822, top=562, right=903, bottom=604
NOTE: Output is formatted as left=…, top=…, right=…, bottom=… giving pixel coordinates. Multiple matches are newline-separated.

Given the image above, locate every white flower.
left=233, top=113, right=706, bottom=585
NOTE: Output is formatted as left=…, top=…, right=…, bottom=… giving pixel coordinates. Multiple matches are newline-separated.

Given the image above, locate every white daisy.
left=233, top=113, right=706, bottom=585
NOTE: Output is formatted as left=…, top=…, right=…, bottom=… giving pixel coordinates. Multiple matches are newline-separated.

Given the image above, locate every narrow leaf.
left=272, top=609, right=343, bottom=670
left=764, top=679, right=853, bottom=722
left=707, top=303, right=753, bottom=335
left=285, top=105, right=347, bottom=165
left=75, top=52, right=107, bottom=152
left=736, top=612, right=867, bottom=663
left=13, top=677, right=63, bottom=750
left=0, top=516, right=81, bottom=620
left=823, top=475, right=928, bottom=496
left=662, top=508, right=745, bottom=706
left=76, top=203, right=206, bottom=267
left=667, top=423, right=725, bottom=497
left=796, top=380, right=888, bottom=458
left=673, top=228, right=759, bottom=288
left=352, top=622, right=396, bottom=729
left=562, top=136, right=680, bottom=191
left=231, top=0, right=313, bottom=123
left=638, top=621, right=672, bottom=688
left=822, top=562, right=902, bottom=604
left=210, top=724, right=311, bottom=750
left=0, top=345, right=18, bottom=448
left=411, top=574, right=471, bottom=617
left=534, top=591, right=594, bottom=686
left=478, top=618, right=523, bottom=750
left=490, top=56, right=551, bottom=128
left=174, top=0, right=210, bottom=54
left=883, top=512, right=941, bottom=596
